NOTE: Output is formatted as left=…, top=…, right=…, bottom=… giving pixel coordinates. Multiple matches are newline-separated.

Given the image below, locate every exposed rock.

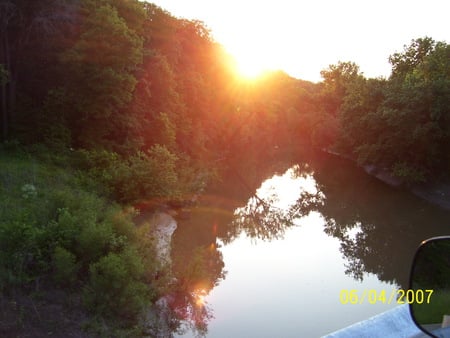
left=137, top=211, right=179, bottom=337
left=134, top=210, right=177, bottom=266
left=151, top=212, right=177, bottom=266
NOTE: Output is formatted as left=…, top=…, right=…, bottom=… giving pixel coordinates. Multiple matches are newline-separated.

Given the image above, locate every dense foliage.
left=0, top=147, right=164, bottom=335
left=0, top=0, right=448, bottom=335
left=335, top=38, right=450, bottom=182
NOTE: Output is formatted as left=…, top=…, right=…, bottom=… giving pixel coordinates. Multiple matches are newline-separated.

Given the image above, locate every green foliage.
left=0, top=221, right=45, bottom=288
left=75, top=145, right=180, bottom=203
left=52, top=246, right=79, bottom=287
left=320, top=61, right=362, bottom=116
left=389, top=37, right=436, bottom=79
left=113, top=145, right=179, bottom=202
left=84, top=251, right=148, bottom=320
left=0, top=150, right=160, bottom=332
left=153, top=112, right=177, bottom=151
left=77, top=220, right=114, bottom=264
left=335, top=38, right=450, bottom=182
left=338, top=77, right=387, bottom=153
left=60, top=0, right=144, bottom=149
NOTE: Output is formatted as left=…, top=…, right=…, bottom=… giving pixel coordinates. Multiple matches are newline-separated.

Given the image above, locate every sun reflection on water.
left=193, top=288, right=208, bottom=307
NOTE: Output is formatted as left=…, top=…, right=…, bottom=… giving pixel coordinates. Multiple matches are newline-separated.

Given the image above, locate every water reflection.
left=155, top=207, right=228, bottom=337
left=231, top=165, right=320, bottom=241
left=303, top=154, right=450, bottom=287
left=166, top=152, right=450, bottom=337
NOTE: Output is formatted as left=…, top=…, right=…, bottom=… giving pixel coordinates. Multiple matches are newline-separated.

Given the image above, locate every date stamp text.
left=339, top=289, right=434, bottom=305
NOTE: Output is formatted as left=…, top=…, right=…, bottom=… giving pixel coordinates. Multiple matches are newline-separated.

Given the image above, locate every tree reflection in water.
left=228, top=154, right=450, bottom=288
left=232, top=194, right=293, bottom=241
left=293, top=154, right=450, bottom=288
left=231, top=164, right=321, bottom=242
left=165, top=152, right=450, bottom=336
left=163, top=241, right=226, bottom=337
left=168, top=289, right=213, bottom=337
left=148, top=288, right=212, bottom=338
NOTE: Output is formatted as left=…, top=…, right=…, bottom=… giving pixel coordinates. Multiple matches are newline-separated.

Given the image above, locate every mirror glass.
left=409, top=237, right=450, bottom=338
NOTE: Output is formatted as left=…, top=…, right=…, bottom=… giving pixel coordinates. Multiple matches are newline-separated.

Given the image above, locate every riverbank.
left=134, top=211, right=177, bottom=266
left=134, top=211, right=178, bottom=338
left=323, top=149, right=450, bottom=210
left=0, top=148, right=175, bottom=337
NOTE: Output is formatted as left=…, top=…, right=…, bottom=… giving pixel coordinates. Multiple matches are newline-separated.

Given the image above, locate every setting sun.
left=226, top=38, right=281, bottom=81
left=233, top=51, right=272, bottom=80
left=235, top=57, right=267, bottom=79
left=150, top=0, right=448, bottom=82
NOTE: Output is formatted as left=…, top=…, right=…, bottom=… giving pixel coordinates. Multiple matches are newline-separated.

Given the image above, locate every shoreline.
left=322, top=149, right=450, bottom=211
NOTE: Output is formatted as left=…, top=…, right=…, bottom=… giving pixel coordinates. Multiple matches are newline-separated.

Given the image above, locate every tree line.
left=329, top=38, right=450, bottom=183
left=2, top=1, right=448, bottom=189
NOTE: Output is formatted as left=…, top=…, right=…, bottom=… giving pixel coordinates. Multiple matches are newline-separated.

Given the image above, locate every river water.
left=166, top=151, right=450, bottom=337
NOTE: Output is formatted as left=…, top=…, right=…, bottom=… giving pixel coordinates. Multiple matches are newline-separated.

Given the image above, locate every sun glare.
left=230, top=48, right=275, bottom=81
left=194, top=288, right=208, bottom=307
left=235, top=56, right=268, bottom=80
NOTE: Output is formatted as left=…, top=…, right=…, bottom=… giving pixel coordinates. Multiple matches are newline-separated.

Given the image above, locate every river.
left=162, top=150, right=450, bottom=337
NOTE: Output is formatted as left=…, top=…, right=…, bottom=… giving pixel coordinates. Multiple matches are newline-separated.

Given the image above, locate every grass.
left=0, top=146, right=161, bottom=336
left=411, top=289, right=450, bottom=325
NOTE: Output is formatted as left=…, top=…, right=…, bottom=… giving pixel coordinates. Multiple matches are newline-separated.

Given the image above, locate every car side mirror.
left=409, top=236, right=450, bottom=338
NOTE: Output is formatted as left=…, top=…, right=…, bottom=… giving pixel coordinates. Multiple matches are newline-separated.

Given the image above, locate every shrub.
left=83, top=250, right=150, bottom=322
left=0, top=149, right=162, bottom=332
left=52, top=246, right=79, bottom=287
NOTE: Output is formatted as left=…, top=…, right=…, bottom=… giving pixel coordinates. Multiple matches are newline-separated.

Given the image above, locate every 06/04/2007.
left=339, top=289, right=434, bottom=305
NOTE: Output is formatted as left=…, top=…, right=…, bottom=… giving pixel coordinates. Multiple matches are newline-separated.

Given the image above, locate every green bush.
left=52, top=246, right=79, bottom=287
left=115, top=145, right=179, bottom=202
left=0, top=150, right=161, bottom=332
left=83, top=250, right=149, bottom=321
left=74, top=145, right=180, bottom=203
left=0, top=220, right=46, bottom=288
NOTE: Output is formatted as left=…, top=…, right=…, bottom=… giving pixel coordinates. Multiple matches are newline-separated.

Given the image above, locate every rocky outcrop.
left=151, top=212, right=177, bottom=266
left=133, top=210, right=177, bottom=266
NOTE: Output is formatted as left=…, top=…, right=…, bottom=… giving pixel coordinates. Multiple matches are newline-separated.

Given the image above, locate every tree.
left=0, top=0, right=78, bottom=142
left=320, top=61, right=362, bottom=116
left=61, top=0, right=144, bottom=149
left=338, top=77, right=387, bottom=157
left=380, top=38, right=450, bottom=179
left=389, top=37, right=436, bottom=79
left=337, top=38, right=450, bottom=182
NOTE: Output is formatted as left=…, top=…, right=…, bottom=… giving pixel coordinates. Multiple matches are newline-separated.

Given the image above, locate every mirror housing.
left=409, top=236, right=450, bottom=338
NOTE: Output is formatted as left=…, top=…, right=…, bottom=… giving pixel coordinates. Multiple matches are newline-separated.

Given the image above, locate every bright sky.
left=149, top=0, right=449, bottom=82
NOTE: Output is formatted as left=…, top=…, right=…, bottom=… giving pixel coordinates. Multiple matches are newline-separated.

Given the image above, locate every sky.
left=149, top=0, right=449, bottom=82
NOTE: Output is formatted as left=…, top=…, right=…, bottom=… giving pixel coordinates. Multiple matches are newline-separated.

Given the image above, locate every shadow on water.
left=307, top=152, right=450, bottom=288
left=164, top=148, right=450, bottom=337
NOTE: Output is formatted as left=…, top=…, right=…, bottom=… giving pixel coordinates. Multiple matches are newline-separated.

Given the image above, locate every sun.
left=235, top=55, right=268, bottom=80
left=231, top=49, right=273, bottom=81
